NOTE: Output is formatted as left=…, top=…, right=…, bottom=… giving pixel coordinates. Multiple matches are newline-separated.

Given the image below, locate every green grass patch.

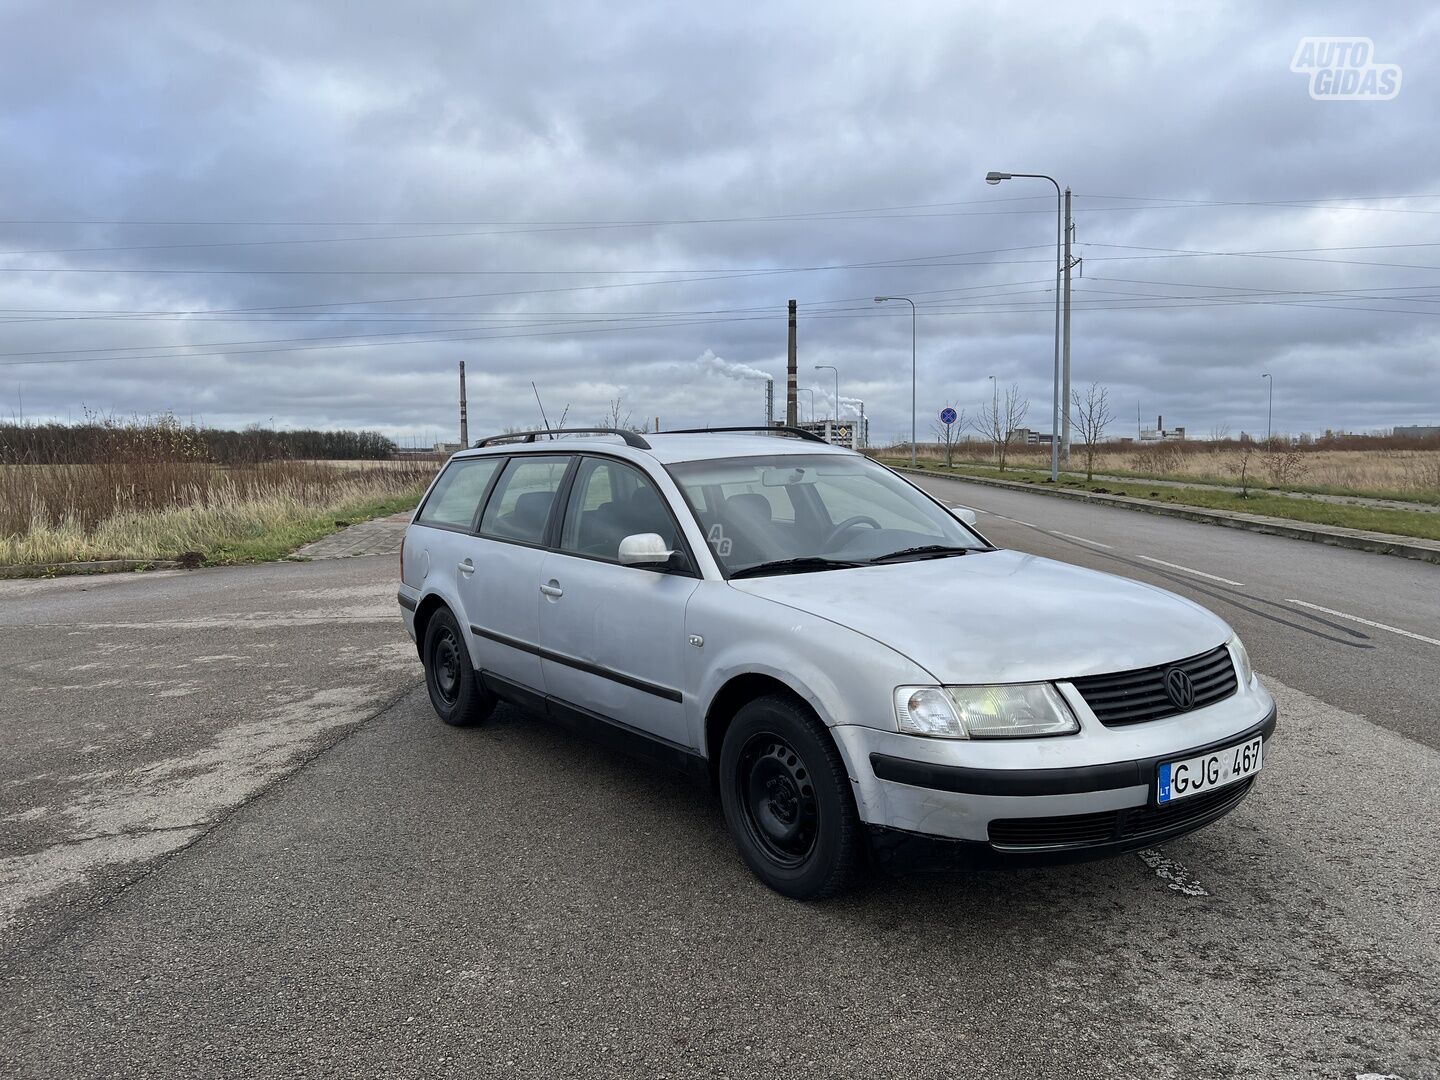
left=885, top=460, right=1440, bottom=543
left=202, top=490, right=421, bottom=565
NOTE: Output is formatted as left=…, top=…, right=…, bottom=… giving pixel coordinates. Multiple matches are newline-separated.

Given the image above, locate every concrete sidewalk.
left=1073, top=469, right=1440, bottom=514
left=293, top=510, right=413, bottom=560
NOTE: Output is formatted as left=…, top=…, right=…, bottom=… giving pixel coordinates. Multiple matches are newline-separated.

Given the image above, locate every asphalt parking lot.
left=2, top=496, right=1438, bottom=1079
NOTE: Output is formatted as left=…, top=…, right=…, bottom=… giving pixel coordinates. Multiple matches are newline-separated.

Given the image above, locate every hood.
left=730, top=549, right=1231, bottom=684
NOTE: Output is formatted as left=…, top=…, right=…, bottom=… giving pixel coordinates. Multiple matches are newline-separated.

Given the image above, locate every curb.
left=894, top=466, right=1440, bottom=566
left=0, top=558, right=186, bottom=580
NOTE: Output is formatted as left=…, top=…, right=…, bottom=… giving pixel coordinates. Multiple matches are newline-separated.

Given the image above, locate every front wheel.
left=718, top=694, right=864, bottom=899
left=422, top=608, right=496, bottom=727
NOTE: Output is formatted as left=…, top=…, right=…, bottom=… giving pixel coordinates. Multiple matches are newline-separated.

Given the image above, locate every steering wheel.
left=821, top=515, right=882, bottom=551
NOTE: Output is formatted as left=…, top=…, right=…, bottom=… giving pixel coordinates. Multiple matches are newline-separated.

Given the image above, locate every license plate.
left=1157, top=736, right=1263, bottom=805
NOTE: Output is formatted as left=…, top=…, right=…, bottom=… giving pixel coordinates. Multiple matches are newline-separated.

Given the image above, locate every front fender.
left=683, top=583, right=934, bottom=800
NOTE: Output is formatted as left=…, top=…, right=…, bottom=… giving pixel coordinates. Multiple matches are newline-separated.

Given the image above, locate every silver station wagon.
left=398, top=426, right=1276, bottom=899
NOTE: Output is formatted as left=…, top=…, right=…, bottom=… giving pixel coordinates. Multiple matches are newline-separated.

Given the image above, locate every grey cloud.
left=0, top=0, right=1437, bottom=443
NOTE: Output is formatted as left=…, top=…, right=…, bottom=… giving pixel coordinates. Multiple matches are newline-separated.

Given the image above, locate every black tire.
left=422, top=608, right=496, bottom=727
left=718, top=693, right=864, bottom=900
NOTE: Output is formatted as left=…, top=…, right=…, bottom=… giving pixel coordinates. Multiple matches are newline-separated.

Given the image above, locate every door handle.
left=540, top=581, right=563, bottom=598
left=458, top=559, right=475, bottom=576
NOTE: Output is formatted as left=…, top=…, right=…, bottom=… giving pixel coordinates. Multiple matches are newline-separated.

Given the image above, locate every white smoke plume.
left=699, top=349, right=773, bottom=383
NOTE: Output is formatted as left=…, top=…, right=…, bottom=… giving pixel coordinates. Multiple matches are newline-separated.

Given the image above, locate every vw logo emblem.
left=1163, top=667, right=1196, bottom=710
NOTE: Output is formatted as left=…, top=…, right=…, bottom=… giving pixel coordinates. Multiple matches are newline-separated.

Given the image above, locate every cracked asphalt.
left=2, top=508, right=1438, bottom=1078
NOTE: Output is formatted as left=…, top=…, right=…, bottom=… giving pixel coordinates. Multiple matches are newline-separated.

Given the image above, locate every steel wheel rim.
left=735, top=731, right=819, bottom=867
left=432, top=627, right=462, bottom=705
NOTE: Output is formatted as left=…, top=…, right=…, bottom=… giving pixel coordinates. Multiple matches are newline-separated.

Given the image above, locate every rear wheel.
left=423, top=608, right=496, bottom=727
left=718, top=694, right=864, bottom=899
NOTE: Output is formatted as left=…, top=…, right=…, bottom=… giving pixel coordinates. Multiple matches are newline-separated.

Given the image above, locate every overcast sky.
left=2, top=0, right=1438, bottom=444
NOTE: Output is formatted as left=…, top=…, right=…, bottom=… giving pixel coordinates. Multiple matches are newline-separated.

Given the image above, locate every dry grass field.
left=902, top=442, right=1440, bottom=502
left=0, top=418, right=438, bottom=568
left=0, top=460, right=436, bottom=566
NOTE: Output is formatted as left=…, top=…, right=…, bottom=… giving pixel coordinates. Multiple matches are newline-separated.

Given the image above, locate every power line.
left=11, top=280, right=1440, bottom=370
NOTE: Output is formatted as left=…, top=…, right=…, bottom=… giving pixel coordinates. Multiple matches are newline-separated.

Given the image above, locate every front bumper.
left=830, top=682, right=1276, bottom=869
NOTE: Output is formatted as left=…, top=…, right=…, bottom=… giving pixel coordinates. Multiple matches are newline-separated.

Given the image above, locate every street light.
left=874, top=296, right=917, bottom=466
left=984, top=170, right=1063, bottom=481
left=814, top=364, right=839, bottom=423
left=1261, top=373, right=1273, bottom=442
left=798, top=387, right=815, bottom=423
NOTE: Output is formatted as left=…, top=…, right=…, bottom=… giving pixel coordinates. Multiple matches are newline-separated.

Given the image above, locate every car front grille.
left=987, top=777, right=1254, bottom=850
left=1070, top=644, right=1238, bottom=726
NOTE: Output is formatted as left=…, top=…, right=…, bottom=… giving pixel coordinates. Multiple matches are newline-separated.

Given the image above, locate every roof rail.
left=661, top=425, right=828, bottom=444
left=474, top=427, right=652, bottom=450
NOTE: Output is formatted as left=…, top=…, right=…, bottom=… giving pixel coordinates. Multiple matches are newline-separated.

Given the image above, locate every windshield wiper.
left=867, top=544, right=974, bottom=565
left=729, top=557, right=868, bottom=579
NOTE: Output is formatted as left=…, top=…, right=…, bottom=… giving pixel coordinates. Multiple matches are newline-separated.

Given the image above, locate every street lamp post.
left=798, top=387, right=815, bottom=424
left=874, top=296, right=917, bottom=466
left=1262, top=373, right=1273, bottom=441
left=985, top=170, right=1063, bottom=481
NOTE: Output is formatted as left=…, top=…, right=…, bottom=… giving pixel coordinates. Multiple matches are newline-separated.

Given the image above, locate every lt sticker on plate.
left=1157, top=737, right=1262, bottom=805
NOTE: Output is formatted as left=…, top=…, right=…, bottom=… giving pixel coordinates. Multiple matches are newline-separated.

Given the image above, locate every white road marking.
left=1136, top=849, right=1210, bottom=896
left=1050, top=531, right=1112, bottom=549
left=1136, top=555, right=1245, bottom=586
left=1284, top=599, right=1440, bottom=648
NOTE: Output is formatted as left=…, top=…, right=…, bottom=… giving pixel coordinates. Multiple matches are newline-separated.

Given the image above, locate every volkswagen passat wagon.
left=398, top=427, right=1275, bottom=899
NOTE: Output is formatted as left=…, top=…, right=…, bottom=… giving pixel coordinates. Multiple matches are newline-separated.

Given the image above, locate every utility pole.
left=1262, top=373, right=1273, bottom=441
left=1060, top=188, right=1075, bottom=466
left=786, top=299, right=798, bottom=426
left=458, top=361, right=469, bottom=447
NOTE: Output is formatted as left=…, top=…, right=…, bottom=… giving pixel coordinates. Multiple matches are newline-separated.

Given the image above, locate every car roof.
left=450, top=432, right=858, bottom=466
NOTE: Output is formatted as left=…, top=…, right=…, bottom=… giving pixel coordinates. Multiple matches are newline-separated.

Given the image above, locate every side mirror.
left=950, top=505, right=979, bottom=526
left=619, top=532, right=680, bottom=568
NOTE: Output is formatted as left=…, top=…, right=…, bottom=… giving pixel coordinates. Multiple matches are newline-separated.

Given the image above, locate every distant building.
left=795, top=418, right=868, bottom=449
left=1011, top=427, right=1055, bottom=446
left=1138, top=415, right=1186, bottom=443
left=1394, top=425, right=1440, bottom=439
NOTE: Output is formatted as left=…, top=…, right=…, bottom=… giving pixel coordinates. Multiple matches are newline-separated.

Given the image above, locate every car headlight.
left=893, top=684, right=1079, bottom=739
left=1228, top=633, right=1255, bottom=688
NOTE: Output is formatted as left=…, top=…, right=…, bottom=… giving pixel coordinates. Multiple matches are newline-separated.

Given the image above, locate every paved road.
left=2, top=505, right=1437, bottom=1078
left=910, top=474, right=1440, bottom=751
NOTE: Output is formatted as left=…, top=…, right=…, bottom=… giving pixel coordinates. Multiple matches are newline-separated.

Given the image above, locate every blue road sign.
left=940, top=407, right=958, bottom=425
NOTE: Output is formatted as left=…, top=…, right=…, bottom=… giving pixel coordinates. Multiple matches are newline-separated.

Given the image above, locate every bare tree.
left=597, top=397, right=649, bottom=433
left=929, top=405, right=968, bottom=468
left=1263, top=439, right=1305, bottom=487
left=972, top=384, right=1029, bottom=472
left=1228, top=441, right=1257, bottom=497
left=1068, top=382, right=1115, bottom=482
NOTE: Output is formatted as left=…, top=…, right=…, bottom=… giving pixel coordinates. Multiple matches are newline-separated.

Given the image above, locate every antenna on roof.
left=531, top=381, right=554, bottom=440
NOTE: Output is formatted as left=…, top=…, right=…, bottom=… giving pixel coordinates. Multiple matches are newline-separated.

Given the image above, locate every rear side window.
left=415, top=457, right=502, bottom=530
left=478, top=456, right=572, bottom=545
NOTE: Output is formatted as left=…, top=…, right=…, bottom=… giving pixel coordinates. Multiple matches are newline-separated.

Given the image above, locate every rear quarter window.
left=415, top=457, right=502, bottom=530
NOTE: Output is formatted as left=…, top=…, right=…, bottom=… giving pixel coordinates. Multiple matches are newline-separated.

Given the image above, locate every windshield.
left=667, top=454, right=987, bottom=576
